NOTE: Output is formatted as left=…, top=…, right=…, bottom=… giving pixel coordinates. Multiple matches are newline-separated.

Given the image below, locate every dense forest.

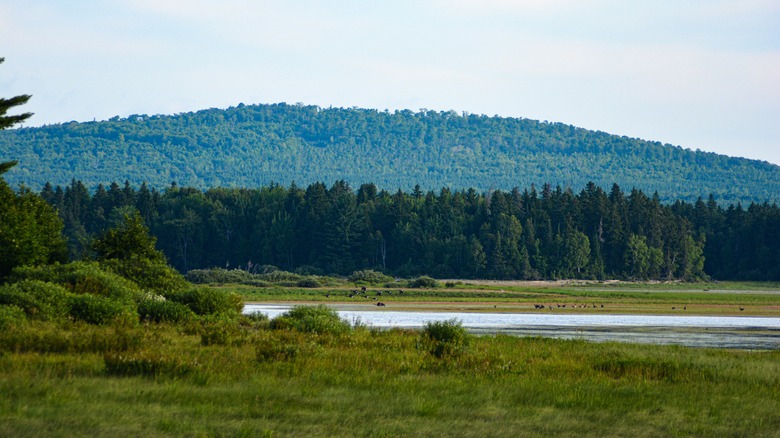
left=3, top=103, right=780, bottom=205
left=40, top=179, right=780, bottom=281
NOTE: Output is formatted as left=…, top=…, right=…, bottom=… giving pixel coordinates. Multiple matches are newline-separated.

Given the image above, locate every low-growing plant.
left=349, top=269, right=393, bottom=284
left=420, top=319, right=470, bottom=358
left=297, top=277, right=322, bottom=288
left=104, top=350, right=198, bottom=378
left=11, top=262, right=142, bottom=303
left=258, top=270, right=304, bottom=283
left=199, top=313, right=247, bottom=346
left=0, top=279, right=72, bottom=321
left=137, top=299, right=194, bottom=323
left=169, top=287, right=243, bottom=316
left=101, top=258, right=189, bottom=297
left=0, top=304, right=27, bottom=330
left=69, top=294, right=137, bottom=326
left=255, top=330, right=321, bottom=362
left=410, top=275, right=442, bottom=289
left=185, top=268, right=256, bottom=285
left=0, top=321, right=143, bottom=353
left=270, top=305, right=351, bottom=335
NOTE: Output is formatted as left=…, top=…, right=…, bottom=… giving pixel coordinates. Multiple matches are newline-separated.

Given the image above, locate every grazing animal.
left=739, top=307, right=745, bottom=311
left=376, top=302, right=385, bottom=307
left=376, top=292, right=382, bottom=296
left=399, top=290, right=404, bottom=294
left=361, top=286, right=367, bottom=292
left=325, top=294, right=330, bottom=298
left=672, top=307, right=676, bottom=310
left=600, top=304, right=604, bottom=308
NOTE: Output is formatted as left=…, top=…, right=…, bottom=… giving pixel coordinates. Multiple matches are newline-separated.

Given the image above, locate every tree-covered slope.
left=1, top=103, right=778, bottom=204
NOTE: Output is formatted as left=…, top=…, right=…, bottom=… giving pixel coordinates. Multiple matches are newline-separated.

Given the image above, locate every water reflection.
left=243, top=304, right=780, bottom=350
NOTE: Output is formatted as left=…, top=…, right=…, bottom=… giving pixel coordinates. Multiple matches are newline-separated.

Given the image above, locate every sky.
left=2, top=0, right=779, bottom=165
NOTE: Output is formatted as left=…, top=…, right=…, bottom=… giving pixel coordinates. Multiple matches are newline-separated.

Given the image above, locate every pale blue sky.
left=2, top=0, right=779, bottom=164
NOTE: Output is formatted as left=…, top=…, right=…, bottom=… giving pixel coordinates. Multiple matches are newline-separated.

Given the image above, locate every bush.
left=258, top=270, right=303, bottom=283
left=137, top=299, right=194, bottom=323
left=101, top=258, right=189, bottom=297
left=0, top=305, right=27, bottom=330
left=270, top=305, right=350, bottom=335
left=420, top=319, right=470, bottom=358
left=169, top=287, right=243, bottom=316
left=185, top=268, right=256, bottom=285
left=69, top=294, right=137, bottom=325
left=11, top=262, right=142, bottom=303
left=410, top=276, right=442, bottom=289
left=297, top=277, right=322, bottom=288
left=199, top=313, right=247, bottom=346
left=349, top=270, right=393, bottom=284
left=0, top=279, right=72, bottom=321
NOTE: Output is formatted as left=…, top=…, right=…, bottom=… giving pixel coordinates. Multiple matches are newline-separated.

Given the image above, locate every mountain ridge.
left=1, top=102, right=778, bottom=204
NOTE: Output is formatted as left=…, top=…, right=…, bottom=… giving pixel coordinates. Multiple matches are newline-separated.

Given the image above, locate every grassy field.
left=1, top=319, right=779, bottom=437
left=2, top=281, right=779, bottom=436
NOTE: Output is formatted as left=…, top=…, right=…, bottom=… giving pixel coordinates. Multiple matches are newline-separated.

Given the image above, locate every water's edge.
left=244, top=304, right=780, bottom=350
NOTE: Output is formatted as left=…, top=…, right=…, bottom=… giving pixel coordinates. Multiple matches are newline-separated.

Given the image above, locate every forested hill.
left=1, top=103, right=778, bottom=204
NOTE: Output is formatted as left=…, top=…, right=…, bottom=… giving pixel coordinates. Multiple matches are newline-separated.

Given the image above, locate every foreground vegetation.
left=2, top=311, right=779, bottom=437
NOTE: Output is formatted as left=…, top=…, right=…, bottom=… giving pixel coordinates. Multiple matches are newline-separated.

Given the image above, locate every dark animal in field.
left=361, top=286, right=367, bottom=292
left=376, top=302, right=386, bottom=307
left=740, top=307, right=745, bottom=311
left=399, top=290, right=404, bottom=294
left=325, top=294, right=330, bottom=298
left=600, top=304, right=604, bottom=308
left=376, top=292, right=382, bottom=296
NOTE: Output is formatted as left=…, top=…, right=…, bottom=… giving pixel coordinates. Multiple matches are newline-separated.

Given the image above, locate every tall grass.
left=0, top=309, right=778, bottom=436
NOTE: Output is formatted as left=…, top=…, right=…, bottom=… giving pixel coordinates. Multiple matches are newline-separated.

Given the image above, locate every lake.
left=244, top=304, right=780, bottom=350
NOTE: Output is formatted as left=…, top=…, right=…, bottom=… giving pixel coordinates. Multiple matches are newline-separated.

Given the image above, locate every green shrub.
left=101, top=258, right=189, bottom=296
left=0, top=305, right=27, bottom=330
left=297, top=277, right=322, bottom=288
left=69, top=294, right=137, bottom=325
left=349, top=270, right=393, bottom=284
left=169, top=287, right=243, bottom=316
left=410, top=276, right=442, bottom=289
left=185, top=268, right=256, bottom=285
left=420, top=319, right=470, bottom=358
left=270, top=305, right=350, bottom=335
left=199, top=313, right=246, bottom=346
left=255, top=331, right=321, bottom=362
left=11, top=262, right=142, bottom=303
left=258, top=270, right=303, bottom=283
left=0, top=279, right=72, bottom=321
left=137, top=299, right=194, bottom=323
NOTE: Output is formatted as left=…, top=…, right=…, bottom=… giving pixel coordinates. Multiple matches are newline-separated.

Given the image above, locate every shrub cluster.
left=410, top=276, right=442, bottom=289
left=349, top=270, right=394, bottom=285
left=168, top=287, right=243, bottom=316
left=137, top=299, right=194, bottom=323
left=420, top=319, right=470, bottom=358
left=270, top=305, right=351, bottom=335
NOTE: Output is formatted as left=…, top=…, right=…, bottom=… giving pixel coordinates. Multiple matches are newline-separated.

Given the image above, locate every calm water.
left=244, top=304, right=780, bottom=350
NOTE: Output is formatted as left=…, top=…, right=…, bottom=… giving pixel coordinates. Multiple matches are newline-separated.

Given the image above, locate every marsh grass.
left=1, top=315, right=779, bottom=436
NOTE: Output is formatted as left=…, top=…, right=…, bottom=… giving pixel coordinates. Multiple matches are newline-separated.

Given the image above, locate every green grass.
left=1, top=319, right=779, bottom=436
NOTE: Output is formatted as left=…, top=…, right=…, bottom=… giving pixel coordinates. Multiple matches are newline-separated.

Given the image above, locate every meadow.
left=2, top=281, right=780, bottom=437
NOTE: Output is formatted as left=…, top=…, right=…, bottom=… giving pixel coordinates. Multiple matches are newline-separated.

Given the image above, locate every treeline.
left=4, top=103, right=780, bottom=205
left=40, top=180, right=780, bottom=281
